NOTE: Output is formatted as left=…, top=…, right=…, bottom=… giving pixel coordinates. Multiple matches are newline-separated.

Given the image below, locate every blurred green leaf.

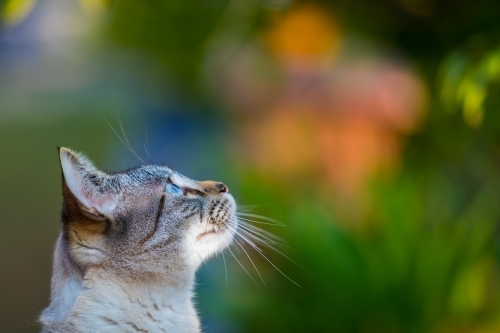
left=107, top=0, right=262, bottom=90
left=439, top=42, right=500, bottom=127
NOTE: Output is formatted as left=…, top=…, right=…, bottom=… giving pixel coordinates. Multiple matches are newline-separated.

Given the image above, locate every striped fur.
left=39, top=148, right=236, bottom=333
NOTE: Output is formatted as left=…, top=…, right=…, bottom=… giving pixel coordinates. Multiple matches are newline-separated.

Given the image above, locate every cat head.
left=58, top=147, right=236, bottom=280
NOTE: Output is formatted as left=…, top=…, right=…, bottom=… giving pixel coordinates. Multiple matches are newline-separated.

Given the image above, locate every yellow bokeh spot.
left=78, top=0, right=108, bottom=16
left=487, top=53, right=500, bottom=77
left=463, top=85, right=486, bottom=128
left=449, top=258, right=494, bottom=316
left=1, top=0, right=37, bottom=27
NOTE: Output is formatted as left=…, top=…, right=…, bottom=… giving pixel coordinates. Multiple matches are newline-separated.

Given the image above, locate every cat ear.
left=59, top=147, right=118, bottom=221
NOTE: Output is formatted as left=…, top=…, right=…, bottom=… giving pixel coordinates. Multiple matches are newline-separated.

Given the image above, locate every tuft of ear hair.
left=59, top=147, right=119, bottom=221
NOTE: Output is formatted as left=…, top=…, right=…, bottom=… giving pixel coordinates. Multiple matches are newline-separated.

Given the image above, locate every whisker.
left=239, top=223, right=290, bottom=249
left=238, top=228, right=302, bottom=268
left=100, top=113, right=146, bottom=164
left=229, top=221, right=301, bottom=287
left=117, top=112, right=143, bottom=163
left=236, top=216, right=285, bottom=227
left=238, top=222, right=288, bottom=246
left=236, top=205, right=261, bottom=213
left=145, top=126, right=151, bottom=160
left=234, top=238, right=266, bottom=288
left=227, top=247, right=262, bottom=289
left=242, top=222, right=287, bottom=242
left=222, top=250, right=228, bottom=290
left=143, top=142, right=151, bottom=162
left=238, top=228, right=289, bottom=253
left=236, top=208, right=254, bottom=214
left=237, top=212, right=282, bottom=224
left=257, top=251, right=301, bottom=287
left=236, top=232, right=281, bottom=257
left=227, top=224, right=262, bottom=252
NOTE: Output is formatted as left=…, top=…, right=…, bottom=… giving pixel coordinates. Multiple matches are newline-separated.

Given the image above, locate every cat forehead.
left=121, top=164, right=171, bottom=180
left=119, top=165, right=196, bottom=187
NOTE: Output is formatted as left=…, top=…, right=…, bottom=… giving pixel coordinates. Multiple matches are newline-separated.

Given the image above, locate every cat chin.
left=184, top=221, right=236, bottom=268
left=197, top=222, right=235, bottom=247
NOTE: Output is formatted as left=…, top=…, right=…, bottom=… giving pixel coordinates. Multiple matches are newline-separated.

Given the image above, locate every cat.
left=39, top=147, right=237, bottom=333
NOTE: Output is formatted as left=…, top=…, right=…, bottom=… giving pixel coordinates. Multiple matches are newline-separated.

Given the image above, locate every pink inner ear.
left=60, top=148, right=118, bottom=216
left=78, top=202, right=107, bottom=221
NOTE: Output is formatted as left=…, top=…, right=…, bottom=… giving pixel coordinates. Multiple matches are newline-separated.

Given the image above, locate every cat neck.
left=40, top=233, right=200, bottom=333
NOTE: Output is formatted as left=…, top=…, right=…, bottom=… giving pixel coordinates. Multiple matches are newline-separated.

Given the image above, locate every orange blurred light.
left=267, top=4, right=341, bottom=61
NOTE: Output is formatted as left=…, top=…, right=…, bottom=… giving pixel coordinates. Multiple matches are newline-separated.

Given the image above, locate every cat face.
left=58, top=147, right=236, bottom=279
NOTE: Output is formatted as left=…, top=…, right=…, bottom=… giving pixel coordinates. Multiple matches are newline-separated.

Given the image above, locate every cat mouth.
left=197, top=228, right=225, bottom=240
left=197, top=217, right=235, bottom=241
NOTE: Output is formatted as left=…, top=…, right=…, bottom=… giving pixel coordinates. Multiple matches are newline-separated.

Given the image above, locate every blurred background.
left=2, top=0, right=500, bottom=332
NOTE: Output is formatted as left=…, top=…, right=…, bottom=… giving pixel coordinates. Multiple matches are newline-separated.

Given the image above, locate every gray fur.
left=40, top=148, right=236, bottom=333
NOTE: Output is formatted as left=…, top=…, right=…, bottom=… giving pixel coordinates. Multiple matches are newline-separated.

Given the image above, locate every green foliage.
left=439, top=42, right=500, bottom=127
left=202, top=169, right=500, bottom=332
left=107, top=0, right=261, bottom=89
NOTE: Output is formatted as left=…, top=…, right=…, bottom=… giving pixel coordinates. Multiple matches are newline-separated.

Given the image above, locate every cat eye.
left=165, top=178, right=183, bottom=195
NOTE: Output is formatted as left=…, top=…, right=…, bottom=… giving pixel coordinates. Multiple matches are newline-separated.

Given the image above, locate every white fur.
left=41, top=227, right=232, bottom=333
left=40, top=148, right=236, bottom=333
left=186, top=194, right=237, bottom=268
left=41, top=253, right=201, bottom=332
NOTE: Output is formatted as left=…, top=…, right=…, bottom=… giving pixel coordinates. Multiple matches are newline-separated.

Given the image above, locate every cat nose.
left=216, top=183, right=228, bottom=193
